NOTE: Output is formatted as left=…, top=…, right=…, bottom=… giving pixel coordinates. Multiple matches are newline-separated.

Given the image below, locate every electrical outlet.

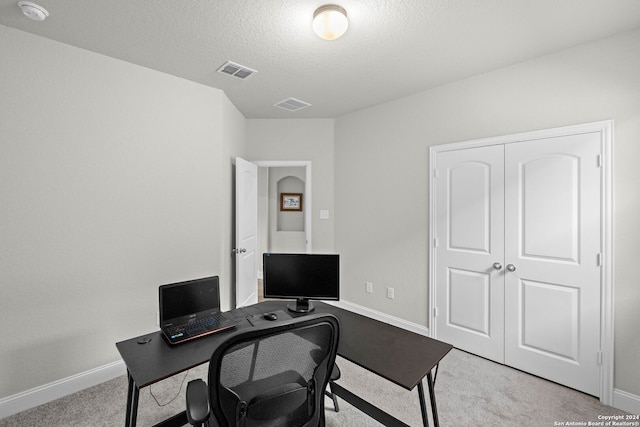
left=387, top=287, right=395, bottom=299
left=366, top=281, right=373, bottom=293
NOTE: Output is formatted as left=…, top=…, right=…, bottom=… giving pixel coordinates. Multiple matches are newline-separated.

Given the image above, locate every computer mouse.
left=263, top=312, right=278, bottom=321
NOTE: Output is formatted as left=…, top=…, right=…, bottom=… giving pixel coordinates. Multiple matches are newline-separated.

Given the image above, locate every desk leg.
left=330, top=382, right=410, bottom=427
left=417, top=370, right=440, bottom=427
left=427, top=371, right=439, bottom=427
left=125, top=371, right=140, bottom=427
left=417, top=381, right=430, bottom=427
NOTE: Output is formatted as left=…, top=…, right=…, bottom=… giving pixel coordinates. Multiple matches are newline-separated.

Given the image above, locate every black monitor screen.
left=263, top=253, right=339, bottom=311
left=159, top=276, right=220, bottom=322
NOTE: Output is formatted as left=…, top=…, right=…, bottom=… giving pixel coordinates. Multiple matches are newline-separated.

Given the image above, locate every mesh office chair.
left=185, top=314, right=340, bottom=427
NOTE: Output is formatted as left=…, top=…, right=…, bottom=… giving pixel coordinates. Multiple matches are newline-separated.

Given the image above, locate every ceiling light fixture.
left=312, top=4, right=348, bottom=41
left=17, top=1, right=49, bottom=21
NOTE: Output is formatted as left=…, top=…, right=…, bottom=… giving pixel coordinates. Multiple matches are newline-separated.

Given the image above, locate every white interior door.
left=433, top=127, right=605, bottom=397
left=434, top=145, right=505, bottom=362
left=504, top=133, right=602, bottom=396
left=235, top=157, right=258, bottom=308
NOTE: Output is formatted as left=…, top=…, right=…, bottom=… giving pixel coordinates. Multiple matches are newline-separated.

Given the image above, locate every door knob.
left=506, top=264, right=516, bottom=272
left=493, top=262, right=503, bottom=270
left=233, top=248, right=247, bottom=254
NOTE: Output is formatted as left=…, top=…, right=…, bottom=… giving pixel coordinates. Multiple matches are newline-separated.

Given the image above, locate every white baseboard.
left=613, top=389, right=640, bottom=415
left=328, top=299, right=430, bottom=337
left=0, top=360, right=126, bottom=420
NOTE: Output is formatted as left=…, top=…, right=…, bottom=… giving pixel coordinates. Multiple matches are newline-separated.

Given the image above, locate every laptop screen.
left=159, top=276, right=220, bottom=322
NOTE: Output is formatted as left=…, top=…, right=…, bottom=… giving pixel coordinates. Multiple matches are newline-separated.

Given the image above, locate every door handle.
left=493, top=262, right=503, bottom=270
left=232, top=248, right=247, bottom=254
left=506, top=264, right=516, bottom=272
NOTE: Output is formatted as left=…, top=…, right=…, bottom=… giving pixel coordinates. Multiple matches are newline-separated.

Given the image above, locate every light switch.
left=320, top=210, right=330, bottom=220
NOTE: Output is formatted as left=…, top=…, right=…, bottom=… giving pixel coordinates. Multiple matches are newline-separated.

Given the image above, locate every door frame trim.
left=428, top=120, right=614, bottom=404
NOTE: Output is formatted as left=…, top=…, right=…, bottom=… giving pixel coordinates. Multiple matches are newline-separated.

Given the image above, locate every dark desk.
left=116, top=301, right=452, bottom=427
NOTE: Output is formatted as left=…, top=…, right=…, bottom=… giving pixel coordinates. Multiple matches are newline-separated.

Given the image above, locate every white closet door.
left=503, top=133, right=602, bottom=396
left=434, top=145, right=505, bottom=362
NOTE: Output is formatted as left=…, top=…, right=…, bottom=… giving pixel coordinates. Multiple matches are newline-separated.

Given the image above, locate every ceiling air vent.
left=273, top=97, right=312, bottom=112
left=216, top=61, right=257, bottom=79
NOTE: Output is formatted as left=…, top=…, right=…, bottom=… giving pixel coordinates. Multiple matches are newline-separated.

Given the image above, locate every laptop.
left=159, top=276, right=237, bottom=345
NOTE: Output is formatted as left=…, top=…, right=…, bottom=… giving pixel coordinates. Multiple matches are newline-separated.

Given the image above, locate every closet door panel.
left=434, top=145, right=505, bottom=362
left=503, top=133, right=602, bottom=396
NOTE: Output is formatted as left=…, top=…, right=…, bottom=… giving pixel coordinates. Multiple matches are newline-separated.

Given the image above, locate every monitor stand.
left=288, top=298, right=315, bottom=313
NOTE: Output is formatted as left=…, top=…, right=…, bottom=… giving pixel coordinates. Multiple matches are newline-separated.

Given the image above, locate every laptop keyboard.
left=168, top=312, right=228, bottom=336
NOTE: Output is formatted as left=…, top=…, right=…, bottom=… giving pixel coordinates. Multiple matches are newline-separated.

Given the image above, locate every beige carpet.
left=0, top=348, right=627, bottom=426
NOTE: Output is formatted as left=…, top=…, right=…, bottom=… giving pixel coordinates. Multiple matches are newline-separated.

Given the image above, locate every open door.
left=235, top=158, right=258, bottom=307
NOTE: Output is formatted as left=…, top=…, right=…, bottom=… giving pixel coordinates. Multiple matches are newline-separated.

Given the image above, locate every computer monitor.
left=263, top=253, right=340, bottom=313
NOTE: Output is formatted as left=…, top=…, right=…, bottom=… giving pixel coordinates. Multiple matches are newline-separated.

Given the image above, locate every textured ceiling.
left=1, top=0, right=640, bottom=118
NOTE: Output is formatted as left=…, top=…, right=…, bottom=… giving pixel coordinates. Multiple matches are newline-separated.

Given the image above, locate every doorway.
left=237, top=160, right=312, bottom=304
left=428, top=121, right=614, bottom=403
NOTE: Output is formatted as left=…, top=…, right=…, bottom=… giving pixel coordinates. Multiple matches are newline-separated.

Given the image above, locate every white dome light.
left=313, top=5, right=348, bottom=41
left=18, top=1, right=49, bottom=21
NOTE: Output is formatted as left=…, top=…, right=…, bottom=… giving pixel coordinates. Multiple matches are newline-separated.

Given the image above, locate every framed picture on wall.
left=280, top=193, right=303, bottom=211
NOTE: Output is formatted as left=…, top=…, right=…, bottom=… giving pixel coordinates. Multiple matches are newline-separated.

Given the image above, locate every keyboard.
left=168, top=312, right=228, bottom=336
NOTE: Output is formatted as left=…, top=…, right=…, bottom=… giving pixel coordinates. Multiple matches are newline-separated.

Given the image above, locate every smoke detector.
left=17, top=1, right=49, bottom=21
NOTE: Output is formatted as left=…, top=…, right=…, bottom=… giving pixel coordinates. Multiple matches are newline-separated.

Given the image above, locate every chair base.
left=324, top=364, right=341, bottom=412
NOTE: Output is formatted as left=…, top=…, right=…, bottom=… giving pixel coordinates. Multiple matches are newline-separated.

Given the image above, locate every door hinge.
left=597, top=253, right=602, bottom=266
left=433, top=238, right=438, bottom=248
left=597, top=351, right=603, bottom=365
left=433, top=307, right=438, bottom=317
left=434, top=169, right=439, bottom=179
left=597, top=154, right=602, bottom=167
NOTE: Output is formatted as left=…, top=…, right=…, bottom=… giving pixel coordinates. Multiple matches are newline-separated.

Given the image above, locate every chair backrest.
left=207, top=314, right=340, bottom=427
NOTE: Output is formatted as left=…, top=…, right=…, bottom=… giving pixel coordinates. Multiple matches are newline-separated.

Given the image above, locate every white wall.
left=256, top=166, right=307, bottom=271
left=247, top=119, right=335, bottom=253
left=271, top=167, right=306, bottom=251
left=0, top=25, right=245, bottom=399
left=334, top=28, right=640, bottom=396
